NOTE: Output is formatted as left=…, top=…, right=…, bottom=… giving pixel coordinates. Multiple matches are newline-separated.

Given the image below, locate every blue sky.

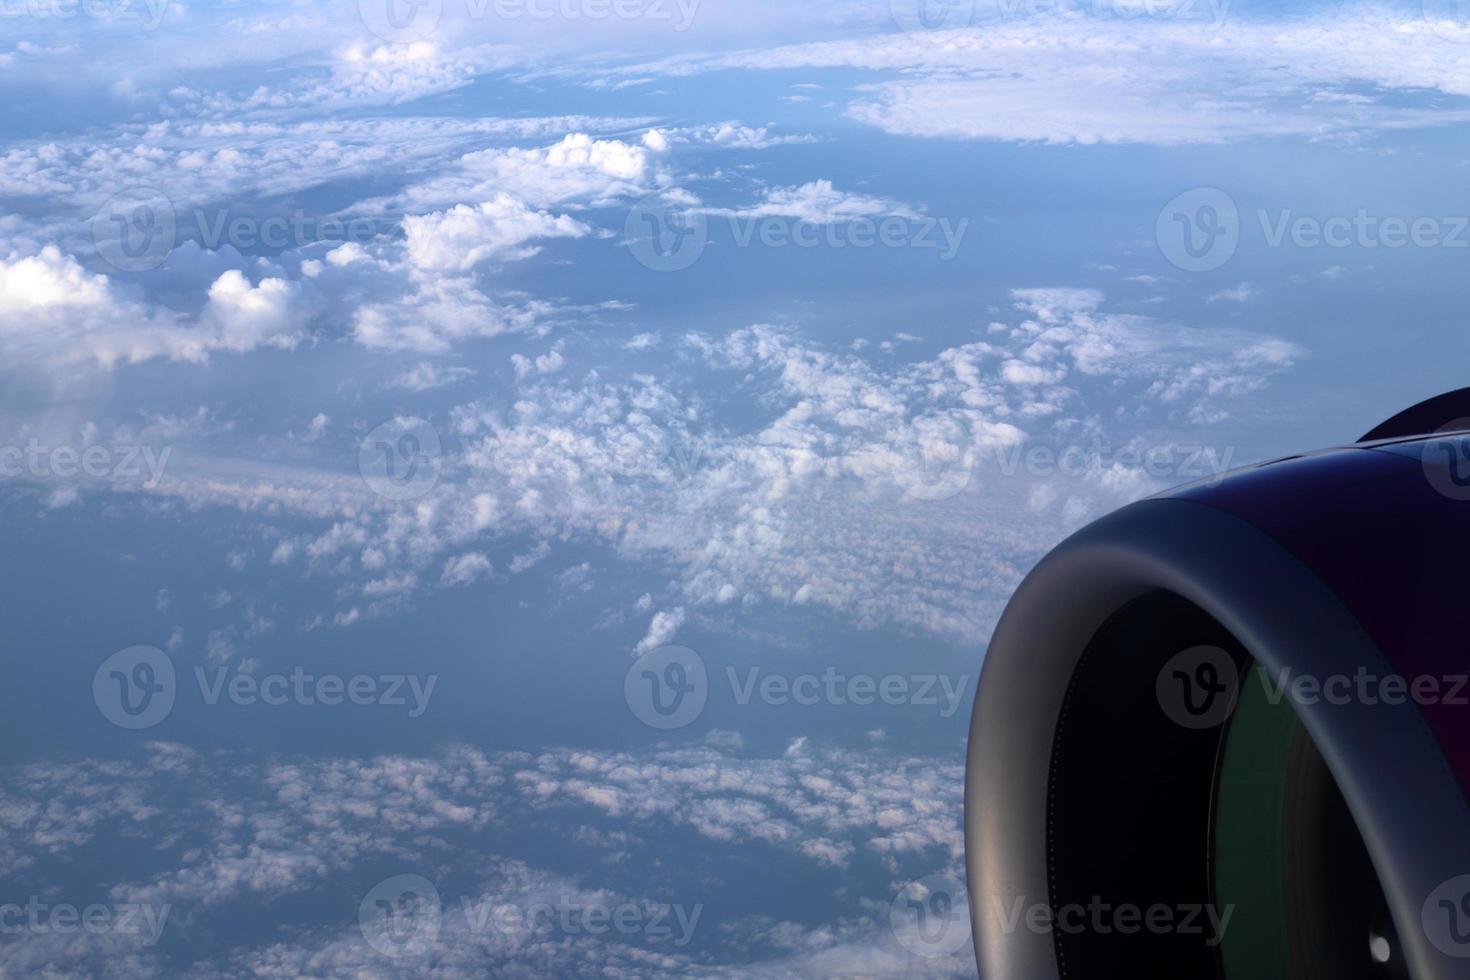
left=3, top=0, right=1470, bottom=975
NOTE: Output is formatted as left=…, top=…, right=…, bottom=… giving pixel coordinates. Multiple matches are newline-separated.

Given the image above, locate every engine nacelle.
left=965, top=390, right=1470, bottom=979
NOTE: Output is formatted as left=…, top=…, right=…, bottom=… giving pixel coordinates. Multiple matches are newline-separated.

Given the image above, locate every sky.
left=2, top=0, right=1470, bottom=975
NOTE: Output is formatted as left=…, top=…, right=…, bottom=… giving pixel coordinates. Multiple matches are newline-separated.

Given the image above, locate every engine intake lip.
left=964, top=495, right=1470, bottom=980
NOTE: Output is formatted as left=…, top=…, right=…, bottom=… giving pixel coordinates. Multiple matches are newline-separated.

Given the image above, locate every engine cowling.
left=965, top=390, right=1470, bottom=979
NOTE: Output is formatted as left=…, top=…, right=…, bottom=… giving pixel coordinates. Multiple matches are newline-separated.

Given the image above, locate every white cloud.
left=1207, top=282, right=1261, bottom=303
left=635, top=606, right=687, bottom=653
left=302, top=413, right=329, bottom=442
left=720, top=179, right=917, bottom=223
left=508, top=541, right=552, bottom=573
left=613, top=10, right=1470, bottom=145
left=511, top=346, right=566, bottom=379
left=443, top=551, right=494, bottom=586
left=403, top=195, right=591, bottom=271
left=165, top=41, right=519, bottom=116
left=658, top=122, right=818, bottom=150
left=394, top=132, right=653, bottom=213
left=0, top=248, right=301, bottom=372
left=0, top=116, right=643, bottom=232
left=389, top=361, right=477, bottom=391
left=324, top=241, right=372, bottom=267
left=325, top=41, right=501, bottom=106
left=101, top=288, right=1300, bottom=643
left=351, top=274, right=548, bottom=353
left=201, top=270, right=302, bottom=353
left=0, top=737, right=973, bottom=978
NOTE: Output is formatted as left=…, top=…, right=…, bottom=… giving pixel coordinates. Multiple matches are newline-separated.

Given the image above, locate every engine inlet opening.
left=1046, top=591, right=1397, bottom=980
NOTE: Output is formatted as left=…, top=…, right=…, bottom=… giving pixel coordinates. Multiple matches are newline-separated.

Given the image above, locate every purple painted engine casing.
left=1171, top=435, right=1470, bottom=790
left=964, top=390, right=1470, bottom=980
